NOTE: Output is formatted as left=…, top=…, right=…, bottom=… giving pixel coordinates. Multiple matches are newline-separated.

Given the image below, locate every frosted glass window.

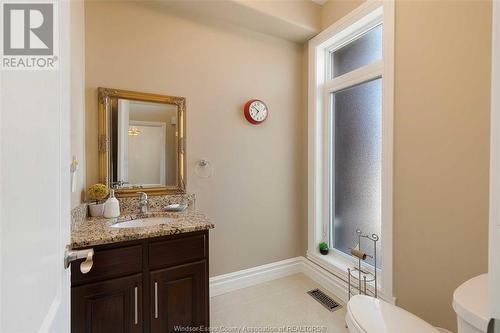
left=331, top=25, right=383, bottom=78
left=331, top=78, right=382, bottom=267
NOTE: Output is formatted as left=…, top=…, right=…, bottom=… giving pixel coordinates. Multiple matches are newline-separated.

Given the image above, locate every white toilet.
left=346, top=274, right=489, bottom=333
left=346, top=295, right=442, bottom=333
left=452, top=274, right=489, bottom=333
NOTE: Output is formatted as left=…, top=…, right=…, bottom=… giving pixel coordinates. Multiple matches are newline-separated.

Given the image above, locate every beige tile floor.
left=210, top=273, right=350, bottom=333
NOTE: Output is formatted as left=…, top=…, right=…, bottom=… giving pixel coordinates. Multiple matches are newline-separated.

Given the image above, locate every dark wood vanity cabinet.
left=72, top=274, right=143, bottom=333
left=71, top=230, right=209, bottom=333
left=150, top=261, right=208, bottom=333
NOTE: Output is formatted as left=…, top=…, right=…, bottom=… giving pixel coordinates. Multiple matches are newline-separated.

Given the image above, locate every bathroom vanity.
left=71, top=231, right=209, bottom=333
left=70, top=208, right=214, bottom=333
left=69, top=88, right=214, bottom=332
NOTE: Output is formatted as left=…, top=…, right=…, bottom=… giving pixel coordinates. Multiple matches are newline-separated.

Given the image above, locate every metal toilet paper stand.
left=347, top=229, right=379, bottom=300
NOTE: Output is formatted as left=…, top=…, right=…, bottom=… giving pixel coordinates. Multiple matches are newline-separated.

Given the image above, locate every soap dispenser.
left=103, top=189, right=120, bottom=218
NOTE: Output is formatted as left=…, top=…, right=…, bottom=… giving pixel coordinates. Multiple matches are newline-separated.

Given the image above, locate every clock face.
left=244, top=100, right=268, bottom=124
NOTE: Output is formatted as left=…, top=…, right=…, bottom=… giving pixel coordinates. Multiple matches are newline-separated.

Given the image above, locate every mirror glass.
left=110, top=99, right=179, bottom=189
left=99, top=88, right=186, bottom=196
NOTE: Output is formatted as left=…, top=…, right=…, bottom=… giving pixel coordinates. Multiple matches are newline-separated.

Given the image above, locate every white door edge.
left=490, top=0, right=500, bottom=320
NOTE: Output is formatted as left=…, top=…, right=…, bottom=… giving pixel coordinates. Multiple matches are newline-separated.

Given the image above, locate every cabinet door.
left=71, top=274, right=143, bottom=333
left=150, top=260, right=208, bottom=333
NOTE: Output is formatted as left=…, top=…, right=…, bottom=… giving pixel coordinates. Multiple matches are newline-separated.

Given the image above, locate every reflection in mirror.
left=111, top=99, right=179, bottom=189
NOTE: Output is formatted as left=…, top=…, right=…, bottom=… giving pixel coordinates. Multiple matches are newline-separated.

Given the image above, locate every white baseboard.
left=210, top=256, right=349, bottom=302
left=210, top=257, right=304, bottom=297
left=300, top=257, right=349, bottom=303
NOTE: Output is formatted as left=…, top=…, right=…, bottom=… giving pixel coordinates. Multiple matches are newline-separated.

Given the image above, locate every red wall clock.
left=244, top=99, right=268, bottom=125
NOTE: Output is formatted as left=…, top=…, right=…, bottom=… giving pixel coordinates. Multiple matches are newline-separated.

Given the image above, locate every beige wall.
left=321, top=0, right=491, bottom=330
left=85, top=1, right=306, bottom=276
left=321, top=0, right=364, bottom=30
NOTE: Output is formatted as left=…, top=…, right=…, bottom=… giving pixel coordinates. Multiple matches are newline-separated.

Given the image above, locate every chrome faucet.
left=137, top=192, right=148, bottom=214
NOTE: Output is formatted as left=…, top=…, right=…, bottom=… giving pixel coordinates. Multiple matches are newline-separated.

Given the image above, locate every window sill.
left=308, top=249, right=371, bottom=282
left=306, top=249, right=394, bottom=303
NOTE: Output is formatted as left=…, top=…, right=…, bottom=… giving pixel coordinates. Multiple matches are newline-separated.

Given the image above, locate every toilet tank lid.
left=347, top=295, right=439, bottom=333
left=452, top=273, right=489, bottom=332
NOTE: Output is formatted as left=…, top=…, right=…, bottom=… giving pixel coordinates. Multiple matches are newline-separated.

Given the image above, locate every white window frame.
left=307, top=1, right=394, bottom=302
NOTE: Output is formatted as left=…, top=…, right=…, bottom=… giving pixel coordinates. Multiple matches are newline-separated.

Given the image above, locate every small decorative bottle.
left=103, top=189, right=120, bottom=218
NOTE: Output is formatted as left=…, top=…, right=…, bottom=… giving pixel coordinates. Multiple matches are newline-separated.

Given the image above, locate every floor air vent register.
left=307, top=289, right=341, bottom=312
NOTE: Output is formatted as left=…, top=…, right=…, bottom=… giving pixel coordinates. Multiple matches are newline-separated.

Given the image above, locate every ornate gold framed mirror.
left=98, top=87, right=186, bottom=197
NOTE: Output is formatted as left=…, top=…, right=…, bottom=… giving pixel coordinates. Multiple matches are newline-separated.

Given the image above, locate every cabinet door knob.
left=154, top=281, right=159, bottom=319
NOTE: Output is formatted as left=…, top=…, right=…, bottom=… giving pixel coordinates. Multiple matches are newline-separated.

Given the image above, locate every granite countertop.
left=71, top=210, right=214, bottom=249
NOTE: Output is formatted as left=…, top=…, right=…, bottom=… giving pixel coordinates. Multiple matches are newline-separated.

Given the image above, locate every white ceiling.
left=141, top=1, right=320, bottom=43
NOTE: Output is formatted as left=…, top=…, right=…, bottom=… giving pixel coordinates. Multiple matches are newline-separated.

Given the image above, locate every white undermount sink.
left=110, top=216, right=176, bottom=229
